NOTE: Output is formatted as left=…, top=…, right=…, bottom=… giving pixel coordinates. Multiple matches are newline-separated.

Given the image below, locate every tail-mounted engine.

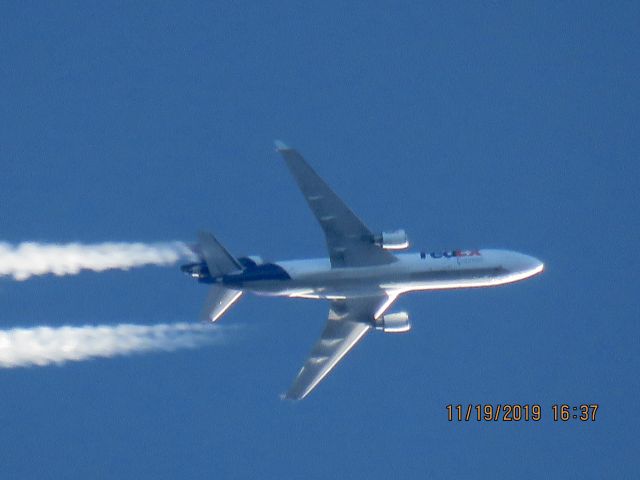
left=374, top=311, right=411, bottom=333
left=180, top=262, right=209, bottom=279
left=237, top=255, right=265, bottom=268
left=373, top=229, right=409, bottom=250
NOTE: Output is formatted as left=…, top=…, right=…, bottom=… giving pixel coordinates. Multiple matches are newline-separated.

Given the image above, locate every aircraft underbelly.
left=242, top=276, right=383, bottom=298
left=242, top=264, right=506, bottom=298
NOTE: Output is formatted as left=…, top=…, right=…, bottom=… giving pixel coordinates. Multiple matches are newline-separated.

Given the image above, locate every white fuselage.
left=230, top=249, right=543, bottom=303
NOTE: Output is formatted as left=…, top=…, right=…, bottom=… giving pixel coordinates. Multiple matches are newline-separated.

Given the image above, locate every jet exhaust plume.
left=0, top=241, right=193, bottom=280
left=0, top=322, right=223, bottom=368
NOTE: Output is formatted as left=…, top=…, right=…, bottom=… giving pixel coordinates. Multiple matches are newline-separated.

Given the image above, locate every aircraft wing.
left=275, top=141, right=397, bottom=268
left=284, top=293, right=397, bottom=400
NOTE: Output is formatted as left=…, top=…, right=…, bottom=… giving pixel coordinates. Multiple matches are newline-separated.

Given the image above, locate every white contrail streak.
left=0, top=241, right=192, bottom=280
left=0, top=323, right=223, bottom=368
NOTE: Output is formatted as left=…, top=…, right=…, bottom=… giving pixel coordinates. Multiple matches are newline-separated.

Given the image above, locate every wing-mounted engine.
left=373, top=229, right=409, bottom=250
left=374, top=311, right=411, bottom=333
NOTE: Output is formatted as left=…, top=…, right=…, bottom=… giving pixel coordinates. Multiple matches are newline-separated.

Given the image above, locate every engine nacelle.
left=375, top=311, right=411, bottom=333
left=374, top=229, right=409, bottom=250
left=180, top=262, right=209, bottom=279
left=237, top=255, right=265, bottom=268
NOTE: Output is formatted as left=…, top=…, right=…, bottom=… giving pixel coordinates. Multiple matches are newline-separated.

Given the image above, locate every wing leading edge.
left=284, top=294, right=399, bottom=400
left=275, top=141, right=397, bottom=268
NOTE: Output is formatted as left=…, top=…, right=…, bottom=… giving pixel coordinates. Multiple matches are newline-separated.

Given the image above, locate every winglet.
left=274, top=139, right=291, bottom=151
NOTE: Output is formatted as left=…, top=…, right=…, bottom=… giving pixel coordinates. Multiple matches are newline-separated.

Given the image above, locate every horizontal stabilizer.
left=201, top=285, right=243, bottom=322
left=197, top=231, right=242, bottom=277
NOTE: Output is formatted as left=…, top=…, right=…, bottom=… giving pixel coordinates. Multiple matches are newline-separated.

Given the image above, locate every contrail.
left=0, top=322, right=224, bottom=368
left=0, top=241, right=193, bottom=280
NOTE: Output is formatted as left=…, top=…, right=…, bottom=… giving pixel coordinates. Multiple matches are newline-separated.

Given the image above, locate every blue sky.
left=1, top=1, right=638, bottom=478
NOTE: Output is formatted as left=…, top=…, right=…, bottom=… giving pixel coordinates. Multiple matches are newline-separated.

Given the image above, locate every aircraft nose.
left=512, top=253, right=544, bottom=277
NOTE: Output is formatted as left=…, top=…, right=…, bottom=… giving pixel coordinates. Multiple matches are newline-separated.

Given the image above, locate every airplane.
left=181, top=141, right=544, bottom=400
